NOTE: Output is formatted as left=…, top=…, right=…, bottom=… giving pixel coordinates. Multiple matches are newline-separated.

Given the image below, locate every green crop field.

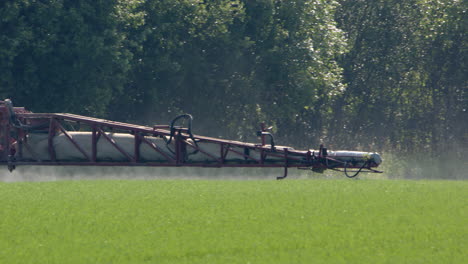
left=1, top=179, right=467, bottom=264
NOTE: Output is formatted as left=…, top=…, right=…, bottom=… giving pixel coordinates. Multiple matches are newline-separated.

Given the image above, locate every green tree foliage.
left=242, top=0, right=347, bottom=146
left=334, top=0, right=424, bottom=149
left=110, top=0, right=346, bottom=144
left=111, top=0, right=250, bottom=134
left=0, top=0, right=134, bottom=116
left=0, top=0, right=465, bottom=177
left=334, top=0, right=466, bottom=150
left=418, top=0, right=467, bottom=154
left=334, top=0, right=466, bottom=178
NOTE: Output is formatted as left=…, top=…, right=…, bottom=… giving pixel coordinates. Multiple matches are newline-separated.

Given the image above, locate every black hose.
left=165, top=114, right=198, bottom=156
left=344, top=161, right=369, bottom=178
left=167, top=114, right=193, bottom=144
left=257, top=131, right=275, bottom=151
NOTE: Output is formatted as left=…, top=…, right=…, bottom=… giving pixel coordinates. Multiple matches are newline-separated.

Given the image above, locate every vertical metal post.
left=277, top=148, right=289, bottom=180
left=0, top=122, right=9, bottom=161
left=260, top=123, right=266, bottom=164
left=175, top=130, right=181, bottom=165
left=48, top=118, right=56, bottom=161
left=134, top=131, right=140, bottom=163
left=220, top=143, right=224, bottom=165
left=6, top=123, right=14, bottom=171
left=306, top=150, right=312, bottom=166
left=260, top=122, right=266, bottom=146
left=92, top=125, right=97, bottom=162
left=0, top=104, right=10, bottom=162
left=17, top=127, right=23, bottom=159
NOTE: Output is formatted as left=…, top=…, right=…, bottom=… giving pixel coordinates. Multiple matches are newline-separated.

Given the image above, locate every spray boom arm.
left=0, top=100, right=382, bottom=179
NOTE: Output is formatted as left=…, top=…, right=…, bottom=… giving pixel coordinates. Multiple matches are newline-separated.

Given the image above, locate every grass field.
left=1, top=178, right=467, bottom=263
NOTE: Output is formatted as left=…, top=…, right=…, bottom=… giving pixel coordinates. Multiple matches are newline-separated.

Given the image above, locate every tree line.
left=0, top=0, right=466, bottom=177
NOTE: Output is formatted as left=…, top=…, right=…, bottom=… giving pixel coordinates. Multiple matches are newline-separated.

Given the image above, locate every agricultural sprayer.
left=0, top=99, right=382, bottom=179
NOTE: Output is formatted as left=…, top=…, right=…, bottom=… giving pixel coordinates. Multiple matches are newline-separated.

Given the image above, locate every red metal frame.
left=0, top=100, right=382, bottom=179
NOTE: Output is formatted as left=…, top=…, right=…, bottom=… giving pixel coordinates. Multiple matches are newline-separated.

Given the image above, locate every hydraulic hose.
left=344, top=160, right=369, bottom=178
left=166, top=114, right=198, bottom=156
